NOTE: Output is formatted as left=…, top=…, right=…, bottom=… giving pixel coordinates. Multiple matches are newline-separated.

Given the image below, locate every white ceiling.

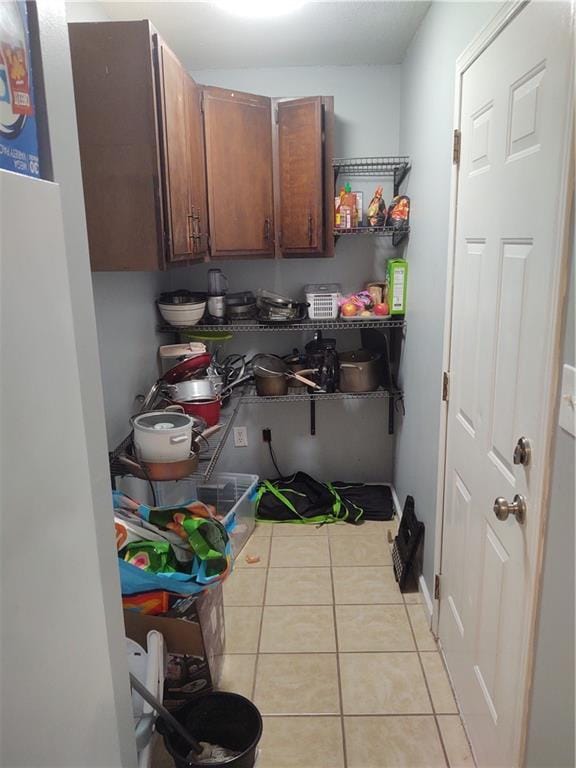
left=94, top=1, right=430, bottom=69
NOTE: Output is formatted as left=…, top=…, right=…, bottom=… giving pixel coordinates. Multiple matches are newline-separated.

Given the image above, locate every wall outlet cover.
left=559, top=364, right=576, bottom=437
left=233, top=426, right=248, bottom=448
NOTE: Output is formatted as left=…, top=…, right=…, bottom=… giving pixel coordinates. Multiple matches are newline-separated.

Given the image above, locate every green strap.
left=182, top=518, right=224, bottom=561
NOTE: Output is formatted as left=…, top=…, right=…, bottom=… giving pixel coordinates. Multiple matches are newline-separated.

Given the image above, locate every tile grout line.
left=403, top=600, right=451, bottom=768
left=249, top=533, right=271, bottom=702
left=435, top=644, right=478, bottom=766
left=328, top=531, right=348, bottom=768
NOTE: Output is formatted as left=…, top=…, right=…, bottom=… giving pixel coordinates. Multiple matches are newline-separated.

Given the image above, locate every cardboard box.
left=123, top=583, right=225, bottom=709
left=387, top=258, right=408, bottom=315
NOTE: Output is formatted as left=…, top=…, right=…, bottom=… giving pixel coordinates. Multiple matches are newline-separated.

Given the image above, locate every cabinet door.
left=158, top=41, right=196, bottom=262
left=184, top=76, right=209, bottom=259
left=277, top=97, right=324, bottom=255
left=69, top=21, right=165, bottom=271
left=203, top=87, right=275, bottom=258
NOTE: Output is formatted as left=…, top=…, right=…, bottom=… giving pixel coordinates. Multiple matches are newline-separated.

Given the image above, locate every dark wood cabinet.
left=276, top=97, right=324, bottom=255
left=69, top=21, right=333, bottom=269
left=157, top=40, right=208, bottom=262
left=203, top=87, right=275, bottom=259
left=69, top=21, right=165, bottom=271
left=69, top=21, right=209, bottom=270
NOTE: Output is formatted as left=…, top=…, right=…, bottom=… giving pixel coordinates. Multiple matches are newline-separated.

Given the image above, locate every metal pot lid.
left=161, top=353, right=212, bottom=384
left=133, top=411, right=192, bottom=431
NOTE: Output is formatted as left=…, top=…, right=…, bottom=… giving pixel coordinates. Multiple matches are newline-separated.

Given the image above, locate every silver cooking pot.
left=338, top=350, right=381, bottom=393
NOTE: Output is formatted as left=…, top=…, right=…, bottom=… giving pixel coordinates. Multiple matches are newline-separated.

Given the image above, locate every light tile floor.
left=153, top=519, right=475, bottom=767
left=224, top=520, right=474, bottom=768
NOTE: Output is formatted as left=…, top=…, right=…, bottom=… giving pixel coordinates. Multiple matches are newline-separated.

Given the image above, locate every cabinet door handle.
left=307, top=212, right=313, bottom=246
left=187, top=211, right=196, bottom=253
left=264, top=217, right=271, bottom=241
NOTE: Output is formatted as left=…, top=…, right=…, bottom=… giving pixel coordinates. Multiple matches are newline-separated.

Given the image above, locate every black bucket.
left=158, top=692, right=263, bottom=768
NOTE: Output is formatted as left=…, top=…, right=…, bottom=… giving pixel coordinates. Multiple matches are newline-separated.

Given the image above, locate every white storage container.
left=305, top=283, right=342, bottom=320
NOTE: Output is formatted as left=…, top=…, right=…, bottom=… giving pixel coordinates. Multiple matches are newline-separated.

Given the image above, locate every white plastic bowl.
left=158, top=302, right=206, bottom=327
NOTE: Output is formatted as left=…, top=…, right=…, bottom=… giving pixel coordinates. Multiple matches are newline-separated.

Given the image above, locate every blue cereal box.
left=0, top=2, right=40, bottom=178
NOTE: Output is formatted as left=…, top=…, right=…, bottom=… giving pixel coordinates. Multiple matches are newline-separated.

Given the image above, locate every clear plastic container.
left=153, top=473, right=259, bottom=558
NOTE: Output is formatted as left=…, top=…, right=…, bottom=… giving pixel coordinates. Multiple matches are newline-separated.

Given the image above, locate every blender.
left=207, top=269, right=228, bottom=325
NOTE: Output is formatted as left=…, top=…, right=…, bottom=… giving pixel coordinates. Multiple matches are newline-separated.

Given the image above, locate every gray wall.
left=93, top=271, right=170, bottom=446
left=1, top=2, right=137, bottom=764
left=394, top=2, right=501, bottom=589
left=525, top=215, right=575, bottom=768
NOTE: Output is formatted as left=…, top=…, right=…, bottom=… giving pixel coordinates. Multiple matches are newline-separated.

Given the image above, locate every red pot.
left=162, top=353, right=212, bottom=385
left=170, top=396, right=221, bottom=427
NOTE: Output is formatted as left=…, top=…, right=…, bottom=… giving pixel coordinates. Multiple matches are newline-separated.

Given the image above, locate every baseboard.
left=419, top=574, right=434, bottom=622
left=390, top=484, right=403, bottom=520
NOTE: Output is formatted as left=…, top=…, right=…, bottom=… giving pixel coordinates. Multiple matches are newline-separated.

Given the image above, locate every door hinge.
left=452, top=129, right=461, bottom=165
left=200, top=92, right=205, bottom=114
left=274, top=107, right=279, bottom=124
left=442, top=371, right=450, bottom=402
left=434, top=574, right=441, bottom=600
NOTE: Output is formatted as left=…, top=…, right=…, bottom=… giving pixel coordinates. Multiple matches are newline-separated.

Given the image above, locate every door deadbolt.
left=493, top=494, right=527, bottom=524
left=513, top=437, right=531, bottom=466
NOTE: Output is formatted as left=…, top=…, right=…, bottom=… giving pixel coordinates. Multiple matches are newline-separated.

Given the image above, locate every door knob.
left=493, top=494, right=527, bottom=524
left=514, top=437, right=531, bottom=466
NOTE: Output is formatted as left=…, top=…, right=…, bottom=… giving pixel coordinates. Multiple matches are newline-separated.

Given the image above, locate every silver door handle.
left=493, top=494, right=526, bottom=524
left=514, top=436, right=531, bottom=466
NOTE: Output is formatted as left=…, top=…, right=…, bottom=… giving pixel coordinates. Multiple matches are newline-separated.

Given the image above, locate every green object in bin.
left=181, top=330, right=233, bottom=342
left=124, top=540, right=177, bottom=574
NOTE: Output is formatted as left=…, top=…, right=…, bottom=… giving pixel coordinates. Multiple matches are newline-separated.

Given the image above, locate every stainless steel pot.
left=338, top=350, right=381, bottom=393
left=163, top=379, right=215, bottom=401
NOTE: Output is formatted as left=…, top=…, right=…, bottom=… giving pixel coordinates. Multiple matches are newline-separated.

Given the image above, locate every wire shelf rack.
left=333, top=225, right=409, bottom=246
left=333, top=155, right=411, bottom=195
left=158, top=317, right=406, bottom=334
left=240, top=386, right=403, bottom=404
left=109, top=394, right=243, bottom=482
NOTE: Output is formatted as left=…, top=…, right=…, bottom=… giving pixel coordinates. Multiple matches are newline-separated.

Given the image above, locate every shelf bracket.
left=393, top=162, right=410, bottom=196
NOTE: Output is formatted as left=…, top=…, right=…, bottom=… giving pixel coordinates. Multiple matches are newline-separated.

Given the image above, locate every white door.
left=438, top=3, right=573, bottom=767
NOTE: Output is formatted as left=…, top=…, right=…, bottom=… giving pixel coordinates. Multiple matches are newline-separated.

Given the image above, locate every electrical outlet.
left=262, top=428, right=272, bottom=443
left=233, top=426, right=248, bottom=448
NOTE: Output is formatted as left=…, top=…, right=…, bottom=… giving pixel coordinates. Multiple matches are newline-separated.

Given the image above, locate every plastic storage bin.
left=153, top=473, right=259, bottom=558
left=304, top=283, right=342, bottom=320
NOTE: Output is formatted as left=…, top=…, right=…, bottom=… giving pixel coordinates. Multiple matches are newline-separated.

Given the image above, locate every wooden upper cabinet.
left=276, top=97, right=324, bottom=255
left=69, top=21, right=165, bottom=271
left=184, top=75, right=210, bottom=259
left=203, top=87, right=275, bottom=258
left=157, top=39, right=208, bottom=262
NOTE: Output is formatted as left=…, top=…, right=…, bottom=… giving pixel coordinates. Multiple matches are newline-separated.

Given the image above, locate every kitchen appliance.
left=305, top=332, right=338, bottom=393
left=207, top=269, right=228, bottom=324
left=132, top=410, right=196, bottom=463
left=338, top=350, right=381, bottom=393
